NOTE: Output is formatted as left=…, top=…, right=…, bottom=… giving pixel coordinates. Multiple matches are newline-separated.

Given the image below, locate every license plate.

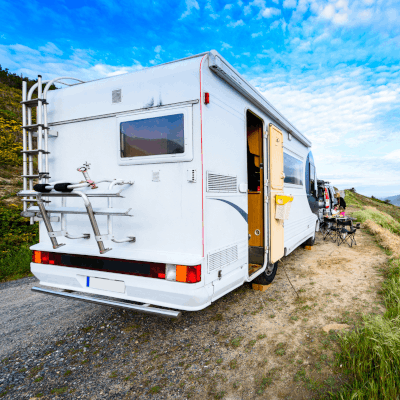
left=86, top=276, right=125, bottom=293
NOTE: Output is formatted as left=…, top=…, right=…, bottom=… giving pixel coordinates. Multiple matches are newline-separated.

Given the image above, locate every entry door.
left=269, top=124, right=285, bottom=263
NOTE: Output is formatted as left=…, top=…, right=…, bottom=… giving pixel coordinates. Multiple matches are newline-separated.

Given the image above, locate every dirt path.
left=0, top=227, right=387, bottom=399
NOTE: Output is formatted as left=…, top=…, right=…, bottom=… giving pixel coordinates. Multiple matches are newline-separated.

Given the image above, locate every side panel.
left=269, top=124, right=285, bottom=263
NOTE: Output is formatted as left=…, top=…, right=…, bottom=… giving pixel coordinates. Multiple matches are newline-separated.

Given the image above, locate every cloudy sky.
left=1, top=0, right=399, bottom=197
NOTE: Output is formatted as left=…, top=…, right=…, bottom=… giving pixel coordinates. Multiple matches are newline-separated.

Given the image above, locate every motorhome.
left=18, top=51, right=319, bottom=318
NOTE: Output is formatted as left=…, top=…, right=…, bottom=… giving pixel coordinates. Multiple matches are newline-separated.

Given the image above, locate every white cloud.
left=221, top=42, right=232, bottom=50
left=251, top=31, right=263, bottom=38
left=261, top=7, right=281, bottom=18
left=249, top=62, right=400, bottom=194
left=180, top=0, right=200, bottom=18
left=383, top=149, right=400, bottom=161
left=227, top=19, right=245, bottom=27
left=0, top=43, right=143, bottom=81
left=283, top=0, right=297, bottom=8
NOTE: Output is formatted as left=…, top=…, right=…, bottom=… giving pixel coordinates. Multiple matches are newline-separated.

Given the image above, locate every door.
left=247, top=111, right=264, bottom=268
left=269, top=124, right=285, bottom=263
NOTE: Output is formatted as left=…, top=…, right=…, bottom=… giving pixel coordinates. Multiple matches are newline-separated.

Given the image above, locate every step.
left=21, top=174, right=50, bottom=179
left=21, top=149, right=50, bottom=155
left=27, top=206, right=133, bottom=216
left=22, top=123, right=45, bottom=132
left=21, top=98, right=48, bottom=107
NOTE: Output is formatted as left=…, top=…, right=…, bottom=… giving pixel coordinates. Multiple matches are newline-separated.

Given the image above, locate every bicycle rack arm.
left=36, top=193, right=65, bottom=249
left=74, top=191, right=111, bottom=254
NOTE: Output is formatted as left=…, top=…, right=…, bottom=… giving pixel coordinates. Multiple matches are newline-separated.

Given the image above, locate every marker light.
left=204, top=92, right=210, bottom=104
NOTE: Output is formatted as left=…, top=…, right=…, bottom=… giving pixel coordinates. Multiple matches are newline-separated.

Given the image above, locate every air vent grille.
left=152, top=171, right=160, bottom=182
left=208, top=245, right=238, bottom=272
left=207, top=172, right=237, bottom=193
left=112, top=89, right=122, bottom=103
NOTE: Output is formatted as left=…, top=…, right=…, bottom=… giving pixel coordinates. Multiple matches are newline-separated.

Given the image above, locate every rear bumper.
left=31, top=263, right=213, bottom=311
left=31, top=286, right=181, bottom=318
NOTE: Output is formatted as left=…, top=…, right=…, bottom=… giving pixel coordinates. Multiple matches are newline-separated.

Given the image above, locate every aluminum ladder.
left=20, top=75, right=86, bottom=219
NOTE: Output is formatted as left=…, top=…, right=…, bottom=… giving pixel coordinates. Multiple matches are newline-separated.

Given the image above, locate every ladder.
left=21, top=75, right=86, bottom=218
left=18, top=76, right=136, bottom=254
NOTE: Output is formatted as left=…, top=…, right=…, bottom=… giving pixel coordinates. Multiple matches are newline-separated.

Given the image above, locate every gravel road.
left=0, top=277, right=108, bottom=360
left=0, top=229, right=386, bottom=399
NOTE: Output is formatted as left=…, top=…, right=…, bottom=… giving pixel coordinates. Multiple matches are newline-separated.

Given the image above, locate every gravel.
left=0, top=275, right=288, bottom=399
left=1, top=233, right=378, bottom=399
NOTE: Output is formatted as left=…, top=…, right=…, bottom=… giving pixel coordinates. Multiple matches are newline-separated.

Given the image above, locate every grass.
left=352, top=207, right=400, bottom=236
left=0, top=243, right=33, bottom=281
left=329, top=205, right=400, bottom=399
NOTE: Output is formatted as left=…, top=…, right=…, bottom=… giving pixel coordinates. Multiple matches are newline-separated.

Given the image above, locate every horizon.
left=1, top=0, right=399, bottom=197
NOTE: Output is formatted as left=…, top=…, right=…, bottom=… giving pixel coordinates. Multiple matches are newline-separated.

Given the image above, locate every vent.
left=152, top=171, right=160, bottom=182
left=207, top=172, right=237, bottom=193
left=112, top=89, right=122, bottom=103
left=187, top=169, right=197, bottom=183
left=208, top=245, right=238, bottom=273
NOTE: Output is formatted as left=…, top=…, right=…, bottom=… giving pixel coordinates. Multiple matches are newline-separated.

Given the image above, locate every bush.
left=0, top=116, right=23, bottom=166
left=0, top=243, right=33, bottom=281
left=0, top=202, right=38, bottom=281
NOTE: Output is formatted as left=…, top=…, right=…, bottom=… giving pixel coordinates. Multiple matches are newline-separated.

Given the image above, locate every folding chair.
left=337, top=220, right=358, bottom=247
left=323, top=217, right=338, bottom=243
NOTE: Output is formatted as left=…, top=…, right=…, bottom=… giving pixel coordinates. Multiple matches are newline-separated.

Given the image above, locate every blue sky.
left=1, top=0, right=399, bottom=197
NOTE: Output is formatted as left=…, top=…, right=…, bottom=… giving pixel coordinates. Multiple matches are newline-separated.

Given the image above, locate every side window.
left=120, top=114, right=184, bottom=158
left=310, top=164, right=316, bottom=196
left=305, top=151, right=316, bottom=195
left=284, top=153, right=303, bottom=185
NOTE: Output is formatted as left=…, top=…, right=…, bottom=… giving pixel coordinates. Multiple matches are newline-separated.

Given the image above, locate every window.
left=284, top=153, right=303, bottom=185
left=120, top=114, right=184, bottom=158
left=305, top=151, right=316, bottom=195
left=310, top=164, right=316, bottom=195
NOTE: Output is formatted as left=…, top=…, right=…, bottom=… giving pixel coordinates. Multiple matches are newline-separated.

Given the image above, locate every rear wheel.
left=303, top=222, right=317, bottom=246
left=254, top=261, right=278, bottom=285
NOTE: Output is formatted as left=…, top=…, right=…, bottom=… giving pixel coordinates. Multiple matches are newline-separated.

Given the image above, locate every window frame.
left=283, top=150, right=304, bottom=188
left=117, top=105, right=193, bottom=166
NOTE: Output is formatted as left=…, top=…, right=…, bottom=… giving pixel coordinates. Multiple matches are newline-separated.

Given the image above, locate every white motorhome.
left=18, top=51, right=318, bottom=318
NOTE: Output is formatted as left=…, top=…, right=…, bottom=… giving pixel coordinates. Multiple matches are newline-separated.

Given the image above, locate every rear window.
left=284, top=153, right=303, bottom=185
left=120, top=114, right=184, bottom=158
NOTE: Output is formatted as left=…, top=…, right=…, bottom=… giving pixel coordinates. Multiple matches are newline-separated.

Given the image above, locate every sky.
left=0, top=0, right=399, bottom=197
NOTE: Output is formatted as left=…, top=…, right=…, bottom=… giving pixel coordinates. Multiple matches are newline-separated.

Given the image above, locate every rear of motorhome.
left=19, top=51, right=319, bottom=317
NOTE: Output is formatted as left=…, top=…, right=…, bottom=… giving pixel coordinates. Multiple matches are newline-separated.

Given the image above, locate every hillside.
left=345, top=189, right=400, bottom=222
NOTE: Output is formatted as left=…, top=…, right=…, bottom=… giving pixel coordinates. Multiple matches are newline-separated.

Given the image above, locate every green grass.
left=332, top=259, right=400, bottom=399
left=0, top=243, right=33, bottom=281
left=345, top=190, right=400, bottom=222
left=352, top=207, right=400, bottom=236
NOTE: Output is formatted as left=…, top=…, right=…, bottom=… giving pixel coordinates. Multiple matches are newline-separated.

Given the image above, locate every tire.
left=303, top=222, right=317, bottom=246
left=255, top=261, right=278, bottom=284
left=304, top=235, right=315, bottom=246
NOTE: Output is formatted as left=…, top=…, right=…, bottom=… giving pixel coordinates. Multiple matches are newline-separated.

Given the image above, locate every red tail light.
left=31, top=251, right=201, bottom=283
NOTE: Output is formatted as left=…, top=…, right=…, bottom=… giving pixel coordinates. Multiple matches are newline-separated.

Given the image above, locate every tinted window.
left=310, top=164, right=316, bottom=195
left=284, top=153, right=303, bottom=185
left=306, top=151, right=315, bottom=194
left=120, top=114, right=184, bottom=158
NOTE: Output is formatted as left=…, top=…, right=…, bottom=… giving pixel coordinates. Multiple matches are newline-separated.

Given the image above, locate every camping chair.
left=337, top=220, right=359, bottom=247
left=323, top=217, right=338, bottom=242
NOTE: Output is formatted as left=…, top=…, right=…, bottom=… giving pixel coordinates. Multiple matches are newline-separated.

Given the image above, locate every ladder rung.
left=21, top=174, right=40, bottom=178
left=21, top=98, right=48, bottom=107
left=21, top=149, right=50, bottom=155
left=21, top=198, right=37, bottom=202
left=22, top=124, right=45, bottom=132
left=27, top=206, right=133, bottom=216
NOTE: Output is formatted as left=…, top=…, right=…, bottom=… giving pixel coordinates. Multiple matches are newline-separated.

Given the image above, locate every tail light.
left=166, top=264, right=201, bottom=283
left=32, top=251, right=61, bottom=265
left=32, top=251, right=201, bottom=283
